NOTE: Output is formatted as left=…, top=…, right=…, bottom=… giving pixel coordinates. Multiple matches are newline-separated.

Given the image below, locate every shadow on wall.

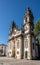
left=38, top=45, right=40, bottom=60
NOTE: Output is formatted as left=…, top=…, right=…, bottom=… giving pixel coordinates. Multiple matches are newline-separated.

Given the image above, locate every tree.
left=34, top=19, right=40, bottom=44
left=34, top=19, right=40, bottom=36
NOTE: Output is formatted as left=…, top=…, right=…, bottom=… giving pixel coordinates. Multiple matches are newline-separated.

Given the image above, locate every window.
left=10, top=52, right=11, bottom=54
left=33, top=44, right=34, bottom=49
left=35, top=46, right=38, bottom=56
left=17, top=40, right=20, bottom=49
left=27, top=17, right=29, bottom=22
left=25, top=39, right=28, bottom=48
left=10, top=43, right=12, bottom=49
left=17, top=51, right=19, bottom=54
left=32, top=37, right=34, bottom=43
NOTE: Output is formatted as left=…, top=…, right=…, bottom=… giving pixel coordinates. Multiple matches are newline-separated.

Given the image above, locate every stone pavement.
left=0, top=57, right=40, bottom=65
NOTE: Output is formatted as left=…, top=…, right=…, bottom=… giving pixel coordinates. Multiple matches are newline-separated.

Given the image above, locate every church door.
left=25, top=51, right=27, bottom=58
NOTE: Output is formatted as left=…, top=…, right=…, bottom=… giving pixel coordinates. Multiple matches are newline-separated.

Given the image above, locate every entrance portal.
left=25, top=51, right=27, bottom=58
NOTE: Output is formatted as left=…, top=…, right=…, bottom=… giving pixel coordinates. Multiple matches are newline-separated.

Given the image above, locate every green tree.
left=34, top=19, right=40, bottom=35
left=34, top=19, right=40, bottom=44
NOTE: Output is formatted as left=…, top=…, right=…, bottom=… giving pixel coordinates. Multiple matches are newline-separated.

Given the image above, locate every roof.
left=0, top=44, right=7, bottom=46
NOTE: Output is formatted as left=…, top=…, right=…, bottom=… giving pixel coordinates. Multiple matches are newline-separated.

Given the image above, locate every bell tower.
left=24, top=7, right=34, bottom=59
left=24, top=8, right=34, bottom=23
left=24, top=7, right=34, bottom=31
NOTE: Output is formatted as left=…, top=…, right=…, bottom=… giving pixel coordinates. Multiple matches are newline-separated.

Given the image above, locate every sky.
left=0, top=0, right=40, bottom=44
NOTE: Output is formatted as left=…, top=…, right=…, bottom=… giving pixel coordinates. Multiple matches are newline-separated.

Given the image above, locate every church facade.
left=7, top=8, right=39, bottom=60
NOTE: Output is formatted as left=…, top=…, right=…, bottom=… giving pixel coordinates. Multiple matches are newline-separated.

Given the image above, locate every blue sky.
left=0, top=0, right=40, bottom=44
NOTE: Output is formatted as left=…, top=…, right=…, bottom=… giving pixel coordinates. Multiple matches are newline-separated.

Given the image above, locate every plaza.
left=0, top=57, right=40, bottom=65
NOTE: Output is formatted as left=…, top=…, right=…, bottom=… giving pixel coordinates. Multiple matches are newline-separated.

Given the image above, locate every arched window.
left=17, top=40, right=20, bottom=49
left=25, top=18, right=27, bottom=22
left=25, top=39, right=28, bottom=48
left=33, top=43, right=35, bottom=49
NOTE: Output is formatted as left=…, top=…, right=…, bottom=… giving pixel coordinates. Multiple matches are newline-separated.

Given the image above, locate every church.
left=7, top=8, right=39, bottom=60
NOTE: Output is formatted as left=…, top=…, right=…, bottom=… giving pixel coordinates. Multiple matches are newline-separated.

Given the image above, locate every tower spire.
left=24, top=7, right=34, bottom=24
